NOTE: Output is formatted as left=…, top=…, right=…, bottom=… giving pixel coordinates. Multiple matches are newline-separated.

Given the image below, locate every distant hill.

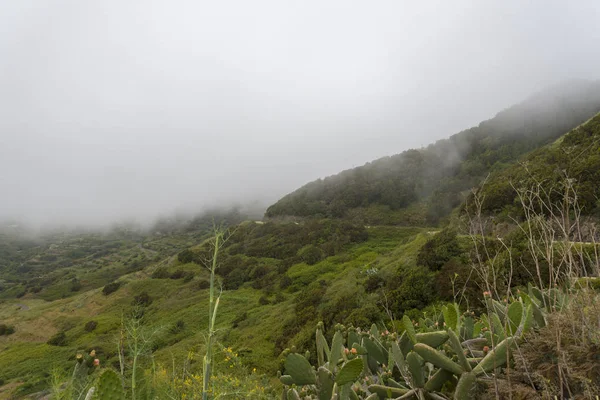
left=265, top=80, right=600, bottom=225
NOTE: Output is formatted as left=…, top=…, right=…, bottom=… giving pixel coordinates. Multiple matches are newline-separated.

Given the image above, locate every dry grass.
left=490, top=288, right=600, bottom=399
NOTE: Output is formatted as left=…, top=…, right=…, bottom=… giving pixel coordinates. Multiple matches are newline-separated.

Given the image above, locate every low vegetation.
left=1, top=94, right=600, bottom=398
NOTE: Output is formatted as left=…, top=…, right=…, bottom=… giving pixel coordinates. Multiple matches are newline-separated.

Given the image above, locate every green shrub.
left=297, top=245, right=324, bottom=265
left=258, top=296, right=270, bottom=305
left=84, top=320, right=98, bottom=332
left=416, top=229, right=463, bottom=271
left=231, top=312, right=248, bottom=328
left=193, top=279, right=211, bottom=290
left=151, top=268, right=170, bottom=279
left=280, top=275, right=293, bottom=289
left=169, top=320, right=185, bottom=334
left=132, top=292, right=152, bottom=307
left=70, top=279, right=82, bottom=292
left=169, top=270, right=186, bottom=279
left=47, top=331, right=67, bottom=346
left=177, top=249, right=197, bottom=264
left=0, top=324, right=15, bottom=336
left=102, top=281, right=121, bottom=295
left=274, top=292, right=286, bottom=303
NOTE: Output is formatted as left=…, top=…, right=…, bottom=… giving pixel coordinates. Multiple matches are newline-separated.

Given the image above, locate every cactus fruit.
left=413, top=343, right=464, bottom=376
left=284, top=353, right=316, bottom=385
left=453, top=372, right=476, bottom=400
left=94, top=369, right=125, bottom=400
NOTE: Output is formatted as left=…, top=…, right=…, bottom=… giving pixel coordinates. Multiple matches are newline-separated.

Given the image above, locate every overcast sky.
left=1, top=1, right=599, bottom=226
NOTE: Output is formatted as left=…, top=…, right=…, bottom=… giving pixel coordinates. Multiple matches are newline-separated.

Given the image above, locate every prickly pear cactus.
left=277, top=286, right=555, bottom=399
left=94, top=369, right=125, bottom=400
left=71, top=350, right=99, bottom=398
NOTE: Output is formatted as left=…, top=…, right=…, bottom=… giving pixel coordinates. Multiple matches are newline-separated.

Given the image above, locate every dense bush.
left=84, top=320, right=98, bottom=332
left=169, top=320, right=185, bottom=334
left=169, top=269, right=187, bottom=279
left=102, top=281, right=121, bottom=295
left=386, top=266, right=436, bottom=314
left=192, top=279, right=211, bottom=290
left=132, top=291, right=153, bottom=307
left=416, top=229, right=464, bottom=271
left=0, top=324, right=15, bottom=336
left=47, top=331, right=67, bottom=346
left=475, top=112, right=600, bottom=217
left=297, top=245, right=324, bottom=265
left=151, top=267, right=170, bottom=279
left=69, top=278, right=82, bottom=292
left=177, top=249, right=198, bottom=264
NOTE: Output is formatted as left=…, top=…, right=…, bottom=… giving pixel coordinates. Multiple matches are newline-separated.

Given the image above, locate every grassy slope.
left=0, top=224, right=429, bottom=396
left=475, top=111, right=600, bottom=218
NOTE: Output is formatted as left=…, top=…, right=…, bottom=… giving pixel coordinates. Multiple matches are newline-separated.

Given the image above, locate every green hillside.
left=2, top=86, right=600, bottom=398
left=266, top=80, right=600, bottom=225
left=474, top=111, right=600, bottom=218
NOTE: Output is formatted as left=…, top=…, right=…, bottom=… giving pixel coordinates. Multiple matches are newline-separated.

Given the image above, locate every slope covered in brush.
left=475, top=111, right=600, bottom=217
left=266, top=80, right=600, bottom=224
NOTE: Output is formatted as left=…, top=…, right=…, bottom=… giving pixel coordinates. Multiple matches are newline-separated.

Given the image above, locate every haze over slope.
left=2, top=1, right=600, bottom=227
left=266, top=80, right=600, bottom=224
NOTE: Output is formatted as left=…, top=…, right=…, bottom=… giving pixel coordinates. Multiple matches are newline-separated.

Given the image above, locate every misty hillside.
left=266, top=80, right=600, bottom=225
left=475, top=109, right=600, bottom=218
left=2, top=90, right=600, bottom=399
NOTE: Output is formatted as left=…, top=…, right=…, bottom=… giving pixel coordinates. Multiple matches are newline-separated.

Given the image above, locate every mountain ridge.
left=266, top=79, right=600, bottom=225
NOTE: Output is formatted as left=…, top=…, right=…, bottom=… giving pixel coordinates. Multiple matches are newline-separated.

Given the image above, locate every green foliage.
left=84, top=321, right=98, bottom=332
left=278, top=285, right=553, bottom=399
left=95, top=369, right=125, bottom=400
left=0, top=323, right=15, bottom=336
left=102, top=282, right=121, bottom=296
left=476, top=112, right=600, bottom=217
left=131, top=291, right=153, bottom=307
left=283, top=353, right=316, bottom=385
left=297, top=245, right=324, bottom=265
left=266, top=82, right=600, bottom=223
left=151, top=267, right=170, bottom=279
left=47, top=331, right=68, bottom=346
left=177, top=249, right=198, bottom=264
left=416, top=229, right=463, bottom=271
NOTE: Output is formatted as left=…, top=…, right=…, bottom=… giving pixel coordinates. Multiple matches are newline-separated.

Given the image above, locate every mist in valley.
left=1, top=1, right=600, bottom=229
